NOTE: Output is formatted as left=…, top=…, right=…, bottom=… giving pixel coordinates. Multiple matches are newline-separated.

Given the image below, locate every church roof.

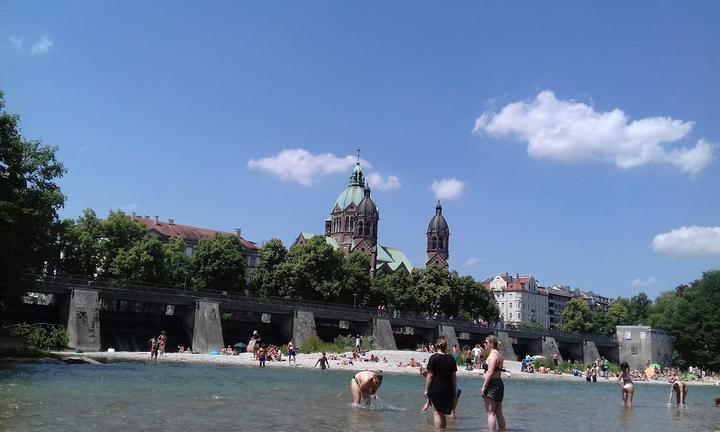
left=377, top=245, right=414, bottom=272
left=357, top=187, right=378, bottom=217
left=333, top=161, right=367, bottom=211
left=300, top=233, right=340, bottom=249
left=427, top=201, right=449, bottom=234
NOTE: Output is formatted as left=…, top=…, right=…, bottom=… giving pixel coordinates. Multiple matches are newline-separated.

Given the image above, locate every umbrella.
left=234, top=342, right=248, bottom=349
left=650, top=363, right=661, bottom=369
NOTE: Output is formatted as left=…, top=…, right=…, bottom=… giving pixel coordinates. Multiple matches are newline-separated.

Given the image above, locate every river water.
left=1, top=361, right=718, bottom=431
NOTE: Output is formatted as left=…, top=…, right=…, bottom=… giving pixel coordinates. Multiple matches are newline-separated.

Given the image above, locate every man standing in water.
left=350, top=370, right=383, bottom=406
left=158, top=331, right=167, bottom=358
left=287, top=339, right=297, bottom=364
left=314, top=352, right=330, bottom=369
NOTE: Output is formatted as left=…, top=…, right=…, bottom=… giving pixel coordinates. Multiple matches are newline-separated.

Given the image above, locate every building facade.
left=426, top=202, right=450, bottom=269
left=488, top=274, right=549, bottom=328
left=616, top=325, right=673, bottom=370
left=132, top=214, right=259, bottom=268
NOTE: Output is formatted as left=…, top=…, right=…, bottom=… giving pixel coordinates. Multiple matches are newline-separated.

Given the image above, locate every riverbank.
left=51, top=350, right=719, bottom=386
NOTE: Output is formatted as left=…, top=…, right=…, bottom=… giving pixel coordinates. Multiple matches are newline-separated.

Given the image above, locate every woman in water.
left=618, top=362, right=634, bottom=407
left=423, top=337, right=457, bottom=431
left=668, top=373, right=688, bottom=406
left=481, top=335, right=506, bottom=431
left=350, top=370, right=383, bottom=406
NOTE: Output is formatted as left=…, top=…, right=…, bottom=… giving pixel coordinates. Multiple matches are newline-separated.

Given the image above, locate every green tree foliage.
left=275, top=236, right=344, bottom=299
left=248, top=239, right=288, bottom=297
left=591, top=310, right=614, bottom=336
left=99, top=210, right=146, bottom=273
left=0, top=92, right=65, bottom=307
left=57, top=209, right=104, bottom=277
left=162, top=236, right=192, bottom=286
left=339, top=252, right=371, bottom=304
left=648, top=290, right=680, bottom=330
left=606, top=297, right=632, bottom=327
left=192, top=234, right=247, bottom=291
left=368, top=269, right=415, bottom=310
left=559, top=299, right=593, bottom=333
left=630, top=292, right=651, bottom=324
left=110, top=237, right=166, bottom=283
left=665, top=270, right=720, bottom=371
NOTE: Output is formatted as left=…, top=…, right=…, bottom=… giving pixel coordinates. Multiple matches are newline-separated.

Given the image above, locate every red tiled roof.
left=132, top=216, right=258, bottom=251
left=507, top=282, right=526, bottom=291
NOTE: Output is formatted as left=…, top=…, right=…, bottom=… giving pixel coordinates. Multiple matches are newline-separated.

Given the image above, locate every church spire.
left=349, top=149, right=365, bottom=186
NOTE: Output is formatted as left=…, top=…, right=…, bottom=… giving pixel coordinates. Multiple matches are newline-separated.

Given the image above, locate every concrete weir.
left=191, top=301, right=224, bottom=353
left=583, top=340, right=601, bottom=366
left=438, top=325, right=459, bottom=350
left=372, top=319, right=397, bottom=350
left=66, top=289, right=101, bottom=351
left=496, top=331, right=517, bottom=360
left=293, top=311, right=318, bottom=348
left=541, top=336, right=562, bottom=362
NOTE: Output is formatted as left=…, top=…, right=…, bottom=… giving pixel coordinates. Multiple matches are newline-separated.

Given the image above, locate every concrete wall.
left=583, top=341, right=600, bottom=366
left=372, top=319, right=397, bottom=350
left=541, top=336, right=562, bottom=362
left=293, top=311, right=317, bottom=349
left=191, top=301, right=224, bottom=353
left=616, top=325, right=673, bottom=370
left=66, top=289, right=101, bottom=351
left=496, top=332, right=517, bottom=360
left=437, top=325, right=459, bottom=351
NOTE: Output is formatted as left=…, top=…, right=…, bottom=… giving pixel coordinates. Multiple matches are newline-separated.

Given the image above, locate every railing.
left=27, top=273, right=616, bottom=344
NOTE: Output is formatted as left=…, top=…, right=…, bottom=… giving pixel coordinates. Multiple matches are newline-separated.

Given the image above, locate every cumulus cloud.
left=366, top=172, right=401, bottom=192
left=30, top=35, right=54, bottom=56
left=430, top=178, right=464, bottom=200
left=631, top=277, right=656, bottom=288
left=248, top=149, right=370, bottom=186
left=9, top=35, right=24, bottom=50
left=473, top=90, right=714, bottom=174
left=652, top=226, right=720, bottom=255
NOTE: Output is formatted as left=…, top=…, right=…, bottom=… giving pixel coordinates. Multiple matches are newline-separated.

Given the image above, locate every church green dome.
left=333, top=161, right=366, bottom=211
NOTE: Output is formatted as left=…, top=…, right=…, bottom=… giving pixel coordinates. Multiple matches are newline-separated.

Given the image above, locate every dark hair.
left=620, top=362, right=629, bottom=372
left=436, top=337, right=448, bottom=352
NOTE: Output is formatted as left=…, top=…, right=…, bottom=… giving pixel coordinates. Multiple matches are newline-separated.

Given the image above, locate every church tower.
left=426, top=201, right=449, bottom=269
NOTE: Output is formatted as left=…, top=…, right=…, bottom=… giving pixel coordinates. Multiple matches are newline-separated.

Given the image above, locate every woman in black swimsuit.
left=423, top=337, right=457, bottom=431
left=481, top=335, right=506, bottom=431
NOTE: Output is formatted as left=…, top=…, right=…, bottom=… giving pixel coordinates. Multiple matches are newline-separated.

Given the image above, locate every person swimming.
left=618, top=362, right=634, bottom=407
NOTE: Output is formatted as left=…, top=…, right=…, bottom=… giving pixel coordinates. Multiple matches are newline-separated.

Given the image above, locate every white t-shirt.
left=472, top=347, right=482, bottom=361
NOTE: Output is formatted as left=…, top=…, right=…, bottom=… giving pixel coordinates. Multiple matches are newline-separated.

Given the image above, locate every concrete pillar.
left=496, top=331, right=517, bottom=361
left=292, top=311, right=317, bottom=349
left=583, top=340, right=601, bottom=366
left=438, top=325, right=459, bottom=350
left=66, top=289, right=101, bottom=351
left=372, top=319, right=397, bottom=350
left=191, top=301, right=224, bottom=353
left=541, top=336, right=562, bottom=362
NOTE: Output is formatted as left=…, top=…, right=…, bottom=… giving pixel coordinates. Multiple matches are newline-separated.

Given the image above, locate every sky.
left=2, top=1, right=718, bottom=300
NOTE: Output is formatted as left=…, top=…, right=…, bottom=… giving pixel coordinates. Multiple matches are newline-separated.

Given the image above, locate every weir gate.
left=17, top=275, right=618, bottom=363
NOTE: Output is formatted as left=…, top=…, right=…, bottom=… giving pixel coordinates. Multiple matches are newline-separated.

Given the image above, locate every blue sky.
left=2, top=1, right=718, bottom=299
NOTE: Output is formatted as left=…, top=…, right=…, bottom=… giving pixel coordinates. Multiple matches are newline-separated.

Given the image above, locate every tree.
left=276, top=236, right=344, bottom=300
left=559, top=299, right=593, bottom=333
left=414, top=266, right=454, bottom=316
left=455, top=273, right=499, bottom=322
left=56, top=209, right=104, bottom=277
left=192, top=234, right=246, bottom=291
left=339, top=252, right=371, bottom=305
left=666, top=270, right=720, bottom=371
left=368, top=269, right=415, bottom=311
left=0, top=91, right=65, bottom=308
left=110, top=237, right=166, bottom=283
left=247, top=239, right=287, bottom=297
left=163, top=236, right=192, bottom=287
left=607, top=297, right=632, bottom=327
left=98, top=210, right=146, bottom=275
left=630, top=292, right=651, bottom=324
left=648, top=290, right=680, bottom=330
left=591, top=310, right=614, bottom=336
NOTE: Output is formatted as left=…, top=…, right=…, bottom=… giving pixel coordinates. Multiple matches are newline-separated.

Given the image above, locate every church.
left=293, top=156, right=450, bottom=276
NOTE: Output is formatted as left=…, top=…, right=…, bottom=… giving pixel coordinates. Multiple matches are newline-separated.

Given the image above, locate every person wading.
left=481, top=335, right=506, bottom=431
left=423, top=337, right=457, bottom=431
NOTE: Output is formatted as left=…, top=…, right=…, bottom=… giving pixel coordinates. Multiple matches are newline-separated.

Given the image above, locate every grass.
left=296, top=335, right=376, bottom=354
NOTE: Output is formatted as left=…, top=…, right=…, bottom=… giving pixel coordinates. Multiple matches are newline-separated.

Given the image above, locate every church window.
left=357, top=221, right=364, bottom=236
left=349, top=217, right=354, bottom=230
left=367, top=222, right=372, bottom=236
left=345, top=216, right=349, bottom=231
left=431, top=236, right=437, bottom=250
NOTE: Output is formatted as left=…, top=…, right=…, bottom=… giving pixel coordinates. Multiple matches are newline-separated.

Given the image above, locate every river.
left=1, top=361, right=718, bottom=431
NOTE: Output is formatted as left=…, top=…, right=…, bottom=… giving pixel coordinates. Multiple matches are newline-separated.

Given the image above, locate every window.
left=631, top=344, right=638, bottom=355
left=640, top=332, right=646, bottom=341
left=509, top=313, right=513, bottom=319
left=624, top=331, right=632, bottom=341
left=509, top=303, right=513, bottom=309
left=184, top=246, right=194, bottom=257
left=431, top=236, right=437, bottom=249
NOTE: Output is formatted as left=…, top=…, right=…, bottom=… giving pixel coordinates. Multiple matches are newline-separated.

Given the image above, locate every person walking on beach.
left=618, top=361, right=634, bottom=407
left=481, top=335, right=506, bottom=431
left=315, top=352, right=330, bottom=370
left=601, top=357, right=609, bottom=380
left=258, top=346, right=267, bottom=367
left=423, top=336, right=457, bottom=431
left=287, top=339, right=297, bottom=364
left=350, top=370, right=383, bottom=406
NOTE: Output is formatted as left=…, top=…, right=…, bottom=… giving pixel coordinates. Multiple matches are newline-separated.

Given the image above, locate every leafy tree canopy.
left=192, top=234, right=246, bottom=291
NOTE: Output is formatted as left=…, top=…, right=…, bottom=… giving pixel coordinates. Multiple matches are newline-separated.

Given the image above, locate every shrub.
left=8, top=323, right=69, bottom=351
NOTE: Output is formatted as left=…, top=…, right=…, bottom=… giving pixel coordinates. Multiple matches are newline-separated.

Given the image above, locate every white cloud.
left=631, top=277, right=656, bottom=288
left=248, top=149, right=367, bottom=186
left=473, top=90, right=714, bottom=174
left=652, top=226, right=720, bottom=255
left=430, top=178, right=464, bottom=200
left=366, top=172, right=401, bottom=192
left=465, top=257, right=481, bottom=267
left=9, top=35, right=24, bottom=50
left=30, top=35, right=54, bottom=56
